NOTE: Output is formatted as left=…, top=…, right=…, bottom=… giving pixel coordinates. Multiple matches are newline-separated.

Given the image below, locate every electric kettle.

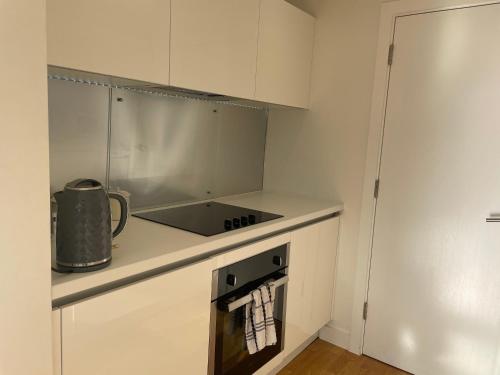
left=53, top=179, right=128, bottom=272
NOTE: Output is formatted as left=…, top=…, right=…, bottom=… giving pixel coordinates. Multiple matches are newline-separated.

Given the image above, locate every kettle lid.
left=65, top=179, right=104, bottom=191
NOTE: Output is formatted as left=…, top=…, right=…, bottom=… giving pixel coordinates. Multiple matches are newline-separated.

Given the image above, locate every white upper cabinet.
left=46, top=0, right=315, bottom=107
left=47, top=0, right=171, bottom=85
left=60, top=259, right=214, bottom=375
left=170, top=0, right=260, bottom=99
left=255, top=0, right=315, bottom=108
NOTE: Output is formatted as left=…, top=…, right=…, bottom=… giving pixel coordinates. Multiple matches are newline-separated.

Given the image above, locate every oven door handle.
left=225, top=275, right=289, bottom=312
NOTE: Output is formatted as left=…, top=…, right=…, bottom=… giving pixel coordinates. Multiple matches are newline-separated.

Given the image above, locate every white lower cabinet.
left=52, top=309, right=61, bottom=375
left=311, top=218, right=340, bottom=330
left=60, top=259, right=214, bottom=375
left=54, top=218, right=340, bottom=375
left=284, top=217, right=339, bottom=357
left=284, top=224, right=317, bottom=356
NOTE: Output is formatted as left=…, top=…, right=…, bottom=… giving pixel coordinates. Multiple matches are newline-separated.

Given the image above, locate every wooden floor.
left=278, top=339, right=410, bottom=375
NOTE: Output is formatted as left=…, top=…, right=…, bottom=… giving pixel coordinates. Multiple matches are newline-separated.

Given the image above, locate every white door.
left=364, top=5, right=500, bottom=375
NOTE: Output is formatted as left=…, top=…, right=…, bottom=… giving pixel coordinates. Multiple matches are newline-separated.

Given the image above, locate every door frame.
left=350, top=0, right=500, bottom=355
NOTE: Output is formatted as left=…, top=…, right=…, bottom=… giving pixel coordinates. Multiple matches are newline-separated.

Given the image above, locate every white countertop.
left=52, top=191, right=343, bottom=302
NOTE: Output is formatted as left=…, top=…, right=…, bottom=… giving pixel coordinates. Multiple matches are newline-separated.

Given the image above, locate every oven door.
left=209, top=272, right=287, bottom=375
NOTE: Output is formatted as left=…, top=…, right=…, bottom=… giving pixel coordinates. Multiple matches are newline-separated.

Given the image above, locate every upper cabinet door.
left=255, top=0, right=315, bottom=108
left=47, top=0, right=171, bottom=85
left=170, top=0, right=260, bottom=99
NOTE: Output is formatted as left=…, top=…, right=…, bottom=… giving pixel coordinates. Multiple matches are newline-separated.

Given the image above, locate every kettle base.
left=53, top=258, right=112, bottom=273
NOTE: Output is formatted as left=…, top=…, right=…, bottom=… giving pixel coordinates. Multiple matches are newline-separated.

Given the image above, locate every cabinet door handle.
left=486, top=217, right=500, bottom=222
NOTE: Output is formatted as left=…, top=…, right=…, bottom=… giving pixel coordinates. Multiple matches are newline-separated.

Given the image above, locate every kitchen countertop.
left=52, top=191, right=343, bottom=303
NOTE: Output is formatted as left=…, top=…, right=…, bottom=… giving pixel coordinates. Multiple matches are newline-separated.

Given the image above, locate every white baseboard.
left=319, top=324, right=351, bottom=350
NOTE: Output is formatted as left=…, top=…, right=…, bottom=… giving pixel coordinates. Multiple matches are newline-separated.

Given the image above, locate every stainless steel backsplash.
left=48, top=79, right=268, bottom=210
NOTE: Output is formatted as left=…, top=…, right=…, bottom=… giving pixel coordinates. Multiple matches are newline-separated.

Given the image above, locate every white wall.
left=0, top=1, right=53, bottom=374
left=265, top=0, right=387, bottom=349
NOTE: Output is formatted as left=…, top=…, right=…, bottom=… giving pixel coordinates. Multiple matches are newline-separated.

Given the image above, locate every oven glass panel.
left=214, top=282, right=285, bottom=375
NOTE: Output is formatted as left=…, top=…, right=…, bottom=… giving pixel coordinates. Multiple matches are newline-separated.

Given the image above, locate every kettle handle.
left=109, top=192, right=129, bottom=238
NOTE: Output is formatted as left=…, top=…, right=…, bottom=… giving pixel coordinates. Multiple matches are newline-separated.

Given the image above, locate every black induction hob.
left=132, top=202, right=283, bottom=237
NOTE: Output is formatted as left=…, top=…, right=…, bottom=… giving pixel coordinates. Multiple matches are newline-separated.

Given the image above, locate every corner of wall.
left=319, top=322, right=351, bottom=350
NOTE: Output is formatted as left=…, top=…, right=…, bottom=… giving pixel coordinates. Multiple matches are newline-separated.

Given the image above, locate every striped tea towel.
left=245, top=281, right=277, bottom=354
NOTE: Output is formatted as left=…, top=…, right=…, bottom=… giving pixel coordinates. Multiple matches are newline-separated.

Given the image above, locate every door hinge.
left=388, top=43, right=394, bottom=66
left=363, top=302, right=368, bottom=320
left=374, top=179, right=380, bottom=199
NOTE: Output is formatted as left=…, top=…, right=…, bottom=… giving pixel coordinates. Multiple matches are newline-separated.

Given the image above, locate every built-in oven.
left=208, top=244, right=289, bottom=375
